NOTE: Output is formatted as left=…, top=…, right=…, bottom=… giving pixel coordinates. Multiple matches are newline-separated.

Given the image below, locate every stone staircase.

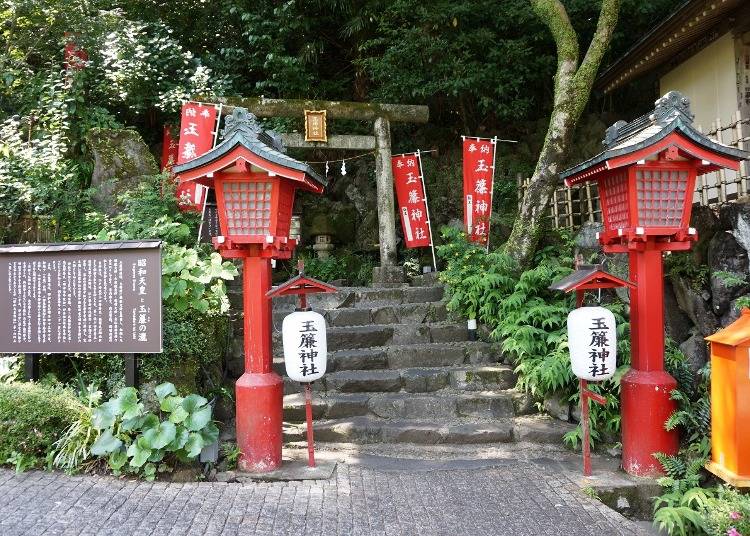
left=271, top=275, right=573, bottom=448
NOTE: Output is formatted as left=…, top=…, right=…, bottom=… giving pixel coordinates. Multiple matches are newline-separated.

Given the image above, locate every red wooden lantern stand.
left=174, top=108, right=327, bottom=472
left=560, top=92, right=749, bottom=476
left=267, top=263, right=337, bottom=468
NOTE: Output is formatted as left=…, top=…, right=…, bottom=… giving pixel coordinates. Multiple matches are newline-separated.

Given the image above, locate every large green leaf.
left=154, top=382, right=177, bottom=401
left=108, top=450, right=128, bottom=472
left=142, top=421, right=176, bottom=450
left=169, top=405, right=189, bottom=424
left=160, top=395, right=183, bottom=413
left=90, top=429, right=123, bottom=455
left=114, top=387, right=142, bottom=419
left=184, top=405, right=212, bottom=432
left=127, top=436, right=152, bottom=468
left=169, top=427, right=189, bottom=450
left=199, top=422, right=219, bottom=445
left=181, top=394, right=208, bottom=413
left=140, top=413, right=160, bottom=431
left=91, top=401, right=116, bottom=430
left=183, top=432, right=204, bottom=458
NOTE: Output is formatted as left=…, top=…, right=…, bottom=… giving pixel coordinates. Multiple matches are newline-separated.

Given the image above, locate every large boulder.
left=679, top=330, right=709, bottom=377
left=86, top=128, right=159, bottom=214
left=690, top=205, right=720, bottom=265
left=708, top=231, right=750, bottom=315
left=574, top=221, right=604, bottom=262
left=671, top=275, right=719, bottom=337
left=664, top=279, right=694, bottom=345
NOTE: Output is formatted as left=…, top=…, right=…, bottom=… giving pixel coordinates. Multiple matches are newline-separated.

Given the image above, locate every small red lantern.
left=174, top=107, right=326, bottom=473
left=560, top=91, right=749, bottom=477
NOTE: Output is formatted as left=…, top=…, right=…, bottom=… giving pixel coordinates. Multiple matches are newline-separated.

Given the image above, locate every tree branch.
left=573, top=0, right=621, bottom=96
left=530, top=0, right=579, bottom=96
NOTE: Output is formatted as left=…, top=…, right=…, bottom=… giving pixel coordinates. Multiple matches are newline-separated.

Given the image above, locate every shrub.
left=0, top=382, right=86, bottom=468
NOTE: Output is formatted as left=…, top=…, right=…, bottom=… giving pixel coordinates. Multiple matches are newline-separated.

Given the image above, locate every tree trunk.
left=505, top=0, right=620, bottom=267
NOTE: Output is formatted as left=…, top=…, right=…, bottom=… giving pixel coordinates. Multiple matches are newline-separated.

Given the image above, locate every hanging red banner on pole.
left=391, top=152, right=432, bottom=248
left=161, top=125, right=179, bottom=172
left=462, top=137, right=497, bottom=245
left=176, top=102, right=219, bottom=212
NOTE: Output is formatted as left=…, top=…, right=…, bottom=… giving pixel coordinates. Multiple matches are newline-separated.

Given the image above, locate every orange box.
left=705, top=308, right=750, bottom=487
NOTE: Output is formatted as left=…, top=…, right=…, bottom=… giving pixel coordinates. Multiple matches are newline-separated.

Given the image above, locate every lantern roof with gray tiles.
left=173, top=107, right=326, bottom=188
left=560, top=91, right=750, bottom=183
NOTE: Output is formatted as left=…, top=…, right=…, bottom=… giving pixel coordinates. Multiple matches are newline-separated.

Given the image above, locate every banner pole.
left=212, top=103, right=223, bottom=148
left=417, top=150, right=438, bottom=272
left=486, top=136, right=499, bottom=253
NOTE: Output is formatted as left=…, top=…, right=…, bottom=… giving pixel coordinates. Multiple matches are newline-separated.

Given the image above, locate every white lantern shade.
left=282, top=310, right=327, bottom=382
left=567, top=306, right=617, bottom=381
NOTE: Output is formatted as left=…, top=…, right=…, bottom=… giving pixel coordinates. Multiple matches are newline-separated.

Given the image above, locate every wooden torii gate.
left=211, top=97, right=429, bottom=284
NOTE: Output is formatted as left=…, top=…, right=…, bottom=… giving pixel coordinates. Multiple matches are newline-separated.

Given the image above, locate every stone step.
left=272, top=321, right=468, bottom=352
left=318, top=365, right=516, bottom=394
left=409, top=271, right=441, bottom=287
left=283, top=390, right=520, bottom=421
left=274, top=341, right=502, bottom=376
left=322, top=302, right=448, bottom=327
left=271, top=285, right=445, bottom=314
left=283, top=415, right=572, bottom=445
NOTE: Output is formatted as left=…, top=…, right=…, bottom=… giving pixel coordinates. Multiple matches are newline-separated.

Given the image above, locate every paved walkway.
left=0, top=458, right=649, bottom=536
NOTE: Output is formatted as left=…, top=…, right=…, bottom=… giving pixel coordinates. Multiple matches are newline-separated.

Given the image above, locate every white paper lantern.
left=567, top=306, right=617, bottom=381
left=282, top=310, right=327, bottom=382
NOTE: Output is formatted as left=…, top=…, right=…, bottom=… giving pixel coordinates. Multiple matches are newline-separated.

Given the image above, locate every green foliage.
left=298, top=250, right=375, bottom=286
left=220, top=442, right=241, bottom=471
left=89, top=382, right=218, bottom=480
left=665, top=252, right=710, bottom=291
left=437, top=226, right=629, bottom=448
left=0, top=382, right=86, bottom=469
left=51, top=384, right=103, bottom=472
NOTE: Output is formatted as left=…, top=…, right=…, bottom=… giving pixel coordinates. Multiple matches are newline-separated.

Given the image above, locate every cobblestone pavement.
left=0, top=459, right=649, bottom=536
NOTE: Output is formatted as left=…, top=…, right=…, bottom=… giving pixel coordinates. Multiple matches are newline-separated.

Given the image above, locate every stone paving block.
left=390, top=323, right=431, bottom=345
left=386, top=344, right=465, bottom=368
left=370, top=305, right=399, bottom=324
left=330, top=347, right=388, bottom=371
left=367, top=394, right=457, bottom=420
left=326, top=324, right=395, bottom=351
left=450, top=365, right=516, bottom=391
left=401, top=368, right=449, bottom=392
left=513, top=415, right=575, bottom=444
left=323, top=370, right=402, bottom=393
left=455, top=393, right=515, bottom=419
left=429, top=322, right=468, bottom=343
left=325, top=308, right=372, bottom=327
left=403, top=285, right=444, bottom=303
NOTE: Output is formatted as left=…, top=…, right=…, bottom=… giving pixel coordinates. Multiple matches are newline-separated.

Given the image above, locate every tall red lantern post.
left=560, top=92, right=749, bottom=476
left=174, top=108, right=326, bottom=472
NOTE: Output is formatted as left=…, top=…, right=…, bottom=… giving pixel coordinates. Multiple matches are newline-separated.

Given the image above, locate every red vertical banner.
left=462, top=137, right=497, bottom=245
left=176, top=102, right=219, bottom=212
left=161, top=125, right=179, bottom=172
left=391, top=152, right=432, bottom=248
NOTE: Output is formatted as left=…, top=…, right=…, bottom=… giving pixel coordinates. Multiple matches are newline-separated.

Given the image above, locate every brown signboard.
left=0, top=240, right=162, bottom=354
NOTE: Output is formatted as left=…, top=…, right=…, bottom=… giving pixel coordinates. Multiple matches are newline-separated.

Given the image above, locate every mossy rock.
left=85, top=128, right=159, bottom=215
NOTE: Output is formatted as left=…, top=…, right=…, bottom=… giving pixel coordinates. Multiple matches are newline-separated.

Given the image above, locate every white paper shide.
left=567, top=306, right=616, bottom=381
left=282, top=310, right=327, bottom=382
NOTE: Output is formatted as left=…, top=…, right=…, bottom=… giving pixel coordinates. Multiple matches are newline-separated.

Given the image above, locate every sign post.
left=0, top=240, right=163, bottom=386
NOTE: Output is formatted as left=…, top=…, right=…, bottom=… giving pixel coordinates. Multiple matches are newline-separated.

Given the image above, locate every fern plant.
left=437, top=227, right=630, bottom=449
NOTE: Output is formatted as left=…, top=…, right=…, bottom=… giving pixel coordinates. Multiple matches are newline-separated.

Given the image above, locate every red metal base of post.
left=621, top=369, right=678, bottom=476
left=235, top=371, right=284, bottom=472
